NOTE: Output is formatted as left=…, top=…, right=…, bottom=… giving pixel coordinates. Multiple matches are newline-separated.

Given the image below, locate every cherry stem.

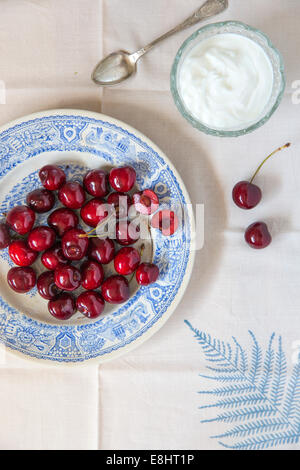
left=250, top=143, right=291, bottom=184
left=79, top=212, right=115, bottom=238
left=140, top=243, right=145, bottom=258
left=79, top=229, right=96, bottom=238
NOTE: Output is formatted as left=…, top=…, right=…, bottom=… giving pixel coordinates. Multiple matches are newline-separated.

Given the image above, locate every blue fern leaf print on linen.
left=185, top=321, right=300, bottom=450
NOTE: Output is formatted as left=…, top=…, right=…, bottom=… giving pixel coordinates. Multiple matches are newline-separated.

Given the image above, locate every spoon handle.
left=130, top=0, right=228, bottom=61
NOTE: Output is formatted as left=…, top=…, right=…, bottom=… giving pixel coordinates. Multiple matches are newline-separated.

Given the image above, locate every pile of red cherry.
left=0, top=164, right=177, bottom=321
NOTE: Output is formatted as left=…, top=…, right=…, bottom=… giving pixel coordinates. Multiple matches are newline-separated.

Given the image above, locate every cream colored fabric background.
left=0, top=0, right=300, bottom=450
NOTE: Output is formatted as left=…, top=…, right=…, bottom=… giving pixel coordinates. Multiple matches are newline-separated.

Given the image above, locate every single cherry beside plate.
left=233, top=143, right=291, bottom=210
left=232, top=181, right=262, bottom=210
left=245, top=222, right=272, bottom=249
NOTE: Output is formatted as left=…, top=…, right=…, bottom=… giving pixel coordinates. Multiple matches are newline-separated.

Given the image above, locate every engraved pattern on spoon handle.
left=131, top=0, right=228, bottom=61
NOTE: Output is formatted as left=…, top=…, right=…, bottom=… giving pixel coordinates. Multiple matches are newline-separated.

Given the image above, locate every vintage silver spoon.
left=92, top=0, right=228, bottom=86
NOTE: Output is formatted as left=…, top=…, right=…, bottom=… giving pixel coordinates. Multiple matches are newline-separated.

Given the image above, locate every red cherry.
left=26, top=188, right=55, bottom=213
left=6, top=205, right=35, bottom=235
left=39, top=165, right=66, bottom=190
left=9, top=240, right=38, bottom=266
left=132, top=189, right=159, bottom=215
left=62, top=228, right=89, bottom=261
left=114, top=247, right=140, bottom=275
left=245, top=222, right=272, bottom=249
left=37, top=271, right=61, bottom=300
left=54, top=265, right=81, bottom=291
left=101, top=275, right=130, bottom=304
left=232, top=181, right=262, bottom=210
left=107, top=192, right=132, bottom=219
left=41, top=243, right=69, bottom=270
left=47, top=208, right=79, bottom=237
left=109, top=166, right=136, bottom=192
left=48, top=293, right=75, bottom=320
left=80, top=198, right=110, bottom=228
left=233, top=143, right=291, bottom=210
left=88, top=237, right=115, bottom=264
left=151, top=210, right=179, bottom=236
left=7, top=266, right=36, bottom=293
left=58, top=182, right=86, bottom=209
left=136, top=263, right=159, bottom=285
left=0, top=223, right=11, bottom=249
left=28, top=226, right=56, bottom=252
left=83, top=169, right=109, bottom=197
left=116, top=220, right=140, bottom=246
left=80, top=259, right=104, bottom=290
left=76, top=291, right=105, bottom=319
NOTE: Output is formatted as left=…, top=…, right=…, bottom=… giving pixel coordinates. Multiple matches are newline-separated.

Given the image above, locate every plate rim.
left=0, top=108, right=196, bottom=364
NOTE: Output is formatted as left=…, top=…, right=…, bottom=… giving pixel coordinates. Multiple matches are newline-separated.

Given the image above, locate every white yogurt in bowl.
left=171, top=22, right=285, bottom=137
left=179, top=34, right=274, bottom=130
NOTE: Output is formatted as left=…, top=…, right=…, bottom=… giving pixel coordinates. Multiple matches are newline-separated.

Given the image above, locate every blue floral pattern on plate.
left=0, top=111, right=193, bottom=362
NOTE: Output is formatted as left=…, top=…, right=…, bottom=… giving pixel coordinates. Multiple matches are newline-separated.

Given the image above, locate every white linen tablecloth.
left=0, top=0, right=300, bottom=450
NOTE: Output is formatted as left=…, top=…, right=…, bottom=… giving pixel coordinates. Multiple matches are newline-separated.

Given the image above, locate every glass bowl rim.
left=170, top=20, right=286, bottom=137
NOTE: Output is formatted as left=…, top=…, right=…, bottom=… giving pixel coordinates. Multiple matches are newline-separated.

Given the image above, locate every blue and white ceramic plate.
left=0, top=110, right=195, bottom=363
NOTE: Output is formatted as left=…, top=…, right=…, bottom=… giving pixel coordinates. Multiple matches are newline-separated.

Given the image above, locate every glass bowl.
left=170, top=21, right=285, bottom=137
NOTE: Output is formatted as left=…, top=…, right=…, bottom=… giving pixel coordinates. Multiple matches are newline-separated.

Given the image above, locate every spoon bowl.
left=92, top=51, right=137, bottom=86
